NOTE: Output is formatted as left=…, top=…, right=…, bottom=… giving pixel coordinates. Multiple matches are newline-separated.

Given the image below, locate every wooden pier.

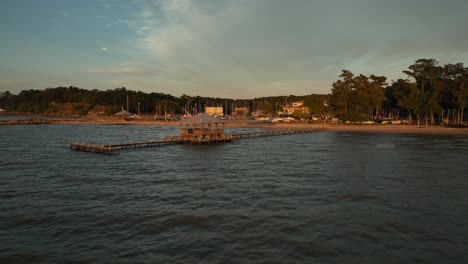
left=235, top=126, right=321, bottom=139
left=70, top=126, right=321, bottom=155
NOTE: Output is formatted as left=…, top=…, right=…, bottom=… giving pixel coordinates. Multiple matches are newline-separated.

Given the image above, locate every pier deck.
left=70, top=127, right=321, bottom=155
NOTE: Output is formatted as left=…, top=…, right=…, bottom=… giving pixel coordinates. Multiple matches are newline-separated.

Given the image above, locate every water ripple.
left=1, top=125, right=467, bottom=263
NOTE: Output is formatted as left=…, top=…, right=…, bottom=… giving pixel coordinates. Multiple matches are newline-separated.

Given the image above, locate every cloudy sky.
left=1, top=0, right=467, bottom=98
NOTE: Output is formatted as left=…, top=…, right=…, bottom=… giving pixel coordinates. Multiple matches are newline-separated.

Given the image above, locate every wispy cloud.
left=125, top=0, right=468, bottom=97
left=106, top=19, right=130, bottom=28
left=90, top=63, right=158, bottom=76
left=130, top=0, right=337, bottom=97
left=2, top=0, right=468, bottom=97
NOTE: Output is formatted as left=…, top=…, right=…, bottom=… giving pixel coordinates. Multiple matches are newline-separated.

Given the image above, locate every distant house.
left=0, top=108, right=5, bottom=112
left=292, top=101, right=304, bottom=108
left=205, top=107, right=223, bottom=116
left=233, top=107, right=249, bottom=118
left=282, top=101, right=309, bottom=115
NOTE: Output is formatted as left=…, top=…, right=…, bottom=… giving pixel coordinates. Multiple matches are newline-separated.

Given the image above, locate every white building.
left=205, top=107, right=223, bottom=116
left=282, top=101, right=309, bottom=115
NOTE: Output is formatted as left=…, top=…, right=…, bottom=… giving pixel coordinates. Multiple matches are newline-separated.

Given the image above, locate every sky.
left=1, top=0, right=468, bottom=98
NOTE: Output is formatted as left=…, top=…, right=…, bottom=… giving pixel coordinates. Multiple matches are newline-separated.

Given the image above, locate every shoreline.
left=1, top=116, right=467, bottom=135
left=325, top=124, right=468, bottom=135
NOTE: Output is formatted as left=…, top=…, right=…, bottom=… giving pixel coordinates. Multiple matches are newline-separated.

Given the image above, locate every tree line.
left=1, top=58, right=466, bottom=124
left=330, top=58, right=468, bottom=125
left=0, top=86, right=327, bottom=118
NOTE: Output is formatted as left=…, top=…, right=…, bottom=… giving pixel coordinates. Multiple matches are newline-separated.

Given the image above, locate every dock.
left=234, top=126, right=321, bottom=139
left=70, top=126, right=321, bottom=155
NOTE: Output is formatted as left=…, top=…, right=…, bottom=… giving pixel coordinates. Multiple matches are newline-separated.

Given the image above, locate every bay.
left=1, top=124, right=467, bottom=263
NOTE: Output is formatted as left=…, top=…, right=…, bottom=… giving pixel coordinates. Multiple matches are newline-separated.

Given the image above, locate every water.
left=0, top=115, right=82, bottom=121
left=1, top=125, right=467, bottom=263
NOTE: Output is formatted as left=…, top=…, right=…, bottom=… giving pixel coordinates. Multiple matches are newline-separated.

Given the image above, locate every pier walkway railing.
left=70, top=126, right=322, bottom=155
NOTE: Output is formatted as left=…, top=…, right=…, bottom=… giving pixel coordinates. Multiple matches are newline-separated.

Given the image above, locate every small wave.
left=337, top=193, right=382, bottom=202
left=289, top=241, right=339, bottom=258
left=165, top=214, right=209, bottom=228
left=0, top=161, right=26, bottom=167
left=355, top=231, right=379, bottom=243
left=12, top=215, right=66, bottom=227
left=62, top=176, right=96, bottom=184
left=0, top=193, right=16, bottom=199
left=377, top=144, right=396, bottom=149
left=377, top=221, right=453, bottom=245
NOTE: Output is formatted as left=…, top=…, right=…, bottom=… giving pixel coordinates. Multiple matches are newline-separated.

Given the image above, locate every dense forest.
left=1, top=58, right=467, bottom=124
left=330, top=59, right=468, bottom=125
left=0, top=86, right=327, bottom=118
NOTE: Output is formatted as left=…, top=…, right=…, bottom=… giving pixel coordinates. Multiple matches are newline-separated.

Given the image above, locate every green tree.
left=403, top=58, right=439, bottom=95
left=330, top=70, right=354, bottom=117
left=442, top=63, right=468, bottom=124
left=390, top=79, right=421, bottom=124
left=369, top=75, right=387, bottom=117
left=403, top=58, right=442, bottom=124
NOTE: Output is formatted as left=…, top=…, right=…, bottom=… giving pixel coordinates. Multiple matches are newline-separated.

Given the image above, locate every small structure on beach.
left=175, top=113, right=230, bottom=143
left=114, top=108, right=133, bottom=116
left=115, top=107, right=138, bottom=121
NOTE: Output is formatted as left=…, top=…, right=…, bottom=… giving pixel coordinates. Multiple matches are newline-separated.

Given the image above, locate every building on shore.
left=281, top=101, right=309, bottom=115
left=205, top=106, right=223, bottom=116
left=233, top=107, right=249, bottom=119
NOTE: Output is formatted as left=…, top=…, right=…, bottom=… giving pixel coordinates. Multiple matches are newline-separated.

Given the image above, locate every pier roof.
left=180, top=113, right=226, bottom=125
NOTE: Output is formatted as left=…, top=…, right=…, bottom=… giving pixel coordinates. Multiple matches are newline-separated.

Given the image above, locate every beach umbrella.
left=114, top=109, right=133, bottom=116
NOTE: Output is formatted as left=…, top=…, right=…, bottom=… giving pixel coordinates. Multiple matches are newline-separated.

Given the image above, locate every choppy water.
left=1, top=124, right=467, bottom=263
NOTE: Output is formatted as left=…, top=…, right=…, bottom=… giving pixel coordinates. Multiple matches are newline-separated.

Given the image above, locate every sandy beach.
left=51, top=118, right=468, bottom=135
left=2, top=113, right=467, bottom=135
